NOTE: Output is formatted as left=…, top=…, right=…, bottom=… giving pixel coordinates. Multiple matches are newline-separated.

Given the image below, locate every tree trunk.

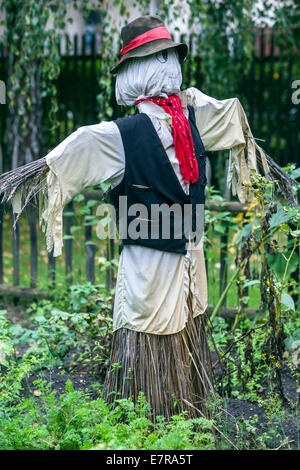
left=6, top=3, right=43, bottom=170
left=7, top=54, right=43, bottom=169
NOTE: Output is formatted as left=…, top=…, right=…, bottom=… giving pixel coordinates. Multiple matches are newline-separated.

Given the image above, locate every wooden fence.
left=0, top=170, right=298, bottom=317
left=0, top=156, right=261, bottom=315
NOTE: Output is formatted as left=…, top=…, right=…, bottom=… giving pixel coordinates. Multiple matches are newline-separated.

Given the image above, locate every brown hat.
left=111, top=15, right=188, bottom=74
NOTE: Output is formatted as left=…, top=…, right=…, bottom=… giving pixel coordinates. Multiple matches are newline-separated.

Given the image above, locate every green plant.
left=0, top=285, right=114, bottom=373
left=0, top=382, right=217, bottom=450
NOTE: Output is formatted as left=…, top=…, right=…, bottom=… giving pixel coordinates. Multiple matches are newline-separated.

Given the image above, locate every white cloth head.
left=115, top=48, right=182, bottom=106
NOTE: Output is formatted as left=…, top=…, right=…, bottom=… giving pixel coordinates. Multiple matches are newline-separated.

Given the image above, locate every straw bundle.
left=104, top=305, right=215, bottom=420
left=256, top=150, right=297, bottom=206
left=0, top=157, right=49, bottom=224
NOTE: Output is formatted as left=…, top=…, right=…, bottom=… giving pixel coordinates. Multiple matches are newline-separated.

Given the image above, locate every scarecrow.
left=0, top=15, right=296, bottom=419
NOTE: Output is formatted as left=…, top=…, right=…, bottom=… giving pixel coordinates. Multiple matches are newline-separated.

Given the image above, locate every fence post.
left=106, top=222, right=115, bottom=292
left=13, top=213, right=20, bottom=300
left=0, top=145, right=3, bottom=284
left=85, top=206, right=96, bottom=284
left=0, top=204, right=2, bottom=285
left=289, top=223, right=300, bottom=308
left=48, top=248, right=56, bottom=285
left=28, top=205, right=38, bottom=288
left=65, top=201, right=73, bottom=285
left=204, top=157, right=212, bottom=278
left=219, top=158, right=230, bottom=307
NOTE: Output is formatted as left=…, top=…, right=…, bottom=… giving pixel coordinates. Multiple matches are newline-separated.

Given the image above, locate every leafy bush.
left=0, top=378, right=215, bottom=450
left=0, top=283, right=113, bottom=373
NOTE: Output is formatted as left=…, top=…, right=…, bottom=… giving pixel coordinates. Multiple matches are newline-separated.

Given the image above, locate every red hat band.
left=119, top=26, right=172, bottom=57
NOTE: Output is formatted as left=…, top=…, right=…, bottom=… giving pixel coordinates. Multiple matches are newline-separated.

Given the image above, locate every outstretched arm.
left=0, top=121, right=125, bottom=257
left=184, top=87, right=269, bottom=203
left=42, top=121, right=125, bottom=257
left=46, top=121, right=124, bottom=205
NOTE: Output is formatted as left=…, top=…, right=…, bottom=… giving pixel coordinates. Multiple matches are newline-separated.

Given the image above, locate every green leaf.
left=65, top=379, right=74, bottom=393
left=284, top=336, right=300, bottom=351
left=293, top=328, right=300, bottom=340
left=290, top=167, right=300, bottom=179
left=284, top=336, right=294, bottom=350
left=213, top=212, right=231, bottom=219
left=86, top=200, right=98, bottom=208
left=100, top=182, right=111, bottom=193
left=73, top=194, right=85, bottom=203
left=267, top=251, right=298, bottom=279
left=236, top=222, right=252, bottom=243
left=243, top=280, right=260, bottom=288
left=269, top=204, right=290, bottom=229
left=281, top=292, right=295, bottom=311
left=290, top=230, right=300, bottom=238
left=70, top=226, right=81, bottom=234
left=214, top=224, right=226, bottom=234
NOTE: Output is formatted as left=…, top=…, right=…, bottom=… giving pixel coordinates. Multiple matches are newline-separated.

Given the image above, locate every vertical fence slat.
left=275, top=34, right=283, bottom=163
left=219, top=158, right=230, bottom=306
left=91, top=33, right=97, bottom=122
left=297, top=70, right=300, bottom=161
left=85, top=206, right=95, bottom=283
left=81, top=34, right=87, bottom=125
left=219, top=230, right=229, bottom=304
left=28, top=205, right=38, bottom=288
left=106, top=223, right=115, bottom=291
left=248, top=29, right=256, bottom=130
left=0, top=145, right=3, bottom=284
left=258, top=28, right=265, bottom=135
left=65, top=201, right=73, bottom=285
left=286, top=56, right=293, bottom=161
left=73, top=34, right=78, bottom=131
left=289, top=223, right=300, bottom=308
left=48, top=248, right=56, bottom=285
left=266, top=29, right=275, bottom=146
left=13, top=213, right=20, bottom=287
left=204, top=157, right=212, bottom=279
left=0, top=204, right=3, bottom=285
left=65, top=34, right=71, bottom=136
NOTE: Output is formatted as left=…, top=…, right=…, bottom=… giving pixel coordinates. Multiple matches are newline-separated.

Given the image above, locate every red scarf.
left=135, top=95, right=199, bottom=184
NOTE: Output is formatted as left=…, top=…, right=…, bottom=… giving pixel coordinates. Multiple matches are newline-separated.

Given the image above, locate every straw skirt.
left=104, top=301, right=215, bottom=420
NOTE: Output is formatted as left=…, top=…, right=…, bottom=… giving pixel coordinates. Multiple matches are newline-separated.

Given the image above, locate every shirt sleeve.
left=185, top=87, right=269, bottom=203
left=42, top=121, right=125, bottom=257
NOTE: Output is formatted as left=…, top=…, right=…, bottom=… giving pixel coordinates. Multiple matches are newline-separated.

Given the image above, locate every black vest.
left=108, top=105, right=206, bottom=254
